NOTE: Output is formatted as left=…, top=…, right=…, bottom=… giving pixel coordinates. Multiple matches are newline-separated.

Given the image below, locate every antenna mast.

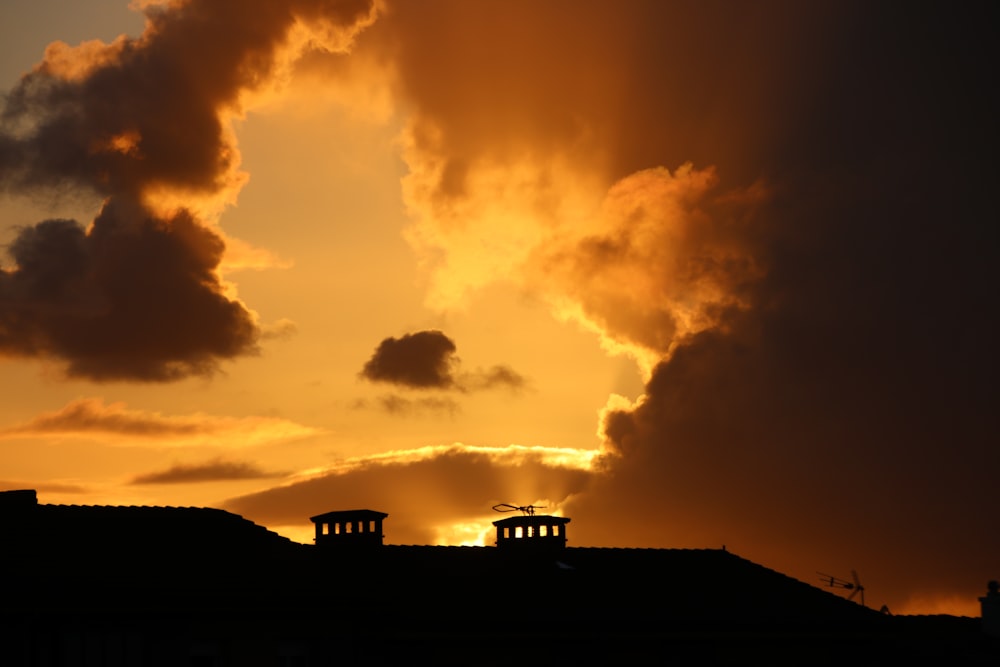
left=492, top=503, right=546, bottom=517
left=817, top=570, right=866, bottom=607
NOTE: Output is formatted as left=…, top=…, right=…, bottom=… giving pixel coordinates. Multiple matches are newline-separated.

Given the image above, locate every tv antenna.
left=817, top=570, right=866, bottom=607
left=492, top=503, right=545, bottom=516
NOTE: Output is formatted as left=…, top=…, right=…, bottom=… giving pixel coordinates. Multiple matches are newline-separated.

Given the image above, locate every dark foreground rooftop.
left=1, top=490, right=996, bottom=666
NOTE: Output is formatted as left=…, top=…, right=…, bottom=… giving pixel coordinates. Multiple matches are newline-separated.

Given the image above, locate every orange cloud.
left=533, top=165, right=767, bottom=370
left=33, top=36, right=130, bottom=83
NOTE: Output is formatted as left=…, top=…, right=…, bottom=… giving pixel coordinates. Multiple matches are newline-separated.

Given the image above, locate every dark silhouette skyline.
left=2, top=489, right=998, bottom=665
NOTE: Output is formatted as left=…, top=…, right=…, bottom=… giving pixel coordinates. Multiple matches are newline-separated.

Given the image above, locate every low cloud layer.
left=0, top=397, right=322, bottom=447
left=130, top=458, right=288, bottom=484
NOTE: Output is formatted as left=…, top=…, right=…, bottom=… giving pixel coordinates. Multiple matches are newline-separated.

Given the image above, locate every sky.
left=0, top=0, right=996, bottom=617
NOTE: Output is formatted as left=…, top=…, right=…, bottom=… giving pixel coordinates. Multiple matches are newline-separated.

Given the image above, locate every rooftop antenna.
left=492, top=503, right=545, bottom=517
left=817, top=570, right=866, bottom=607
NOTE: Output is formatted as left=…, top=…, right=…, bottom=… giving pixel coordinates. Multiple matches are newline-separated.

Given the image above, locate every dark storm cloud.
left=0, top=199, right=259, bottom=380
left=0, top=0, right=376, bottom=381
left=356, top=0, right=998, bottom=613
left=360, top=0, right=842, bottom=199
left=0, top=0, right=376, bottom=199
left=561, top=3, right=1000, bottom=613
left=130, top=458, right=287, bottom=484
left=360, top=330, right=458, bottom=388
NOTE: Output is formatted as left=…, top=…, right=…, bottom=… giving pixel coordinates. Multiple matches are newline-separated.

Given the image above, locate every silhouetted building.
left=1, top=489, right=997, bottom=666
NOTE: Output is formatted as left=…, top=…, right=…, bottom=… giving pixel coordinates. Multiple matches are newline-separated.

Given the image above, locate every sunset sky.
left=1, top=0, right=996, bottom=617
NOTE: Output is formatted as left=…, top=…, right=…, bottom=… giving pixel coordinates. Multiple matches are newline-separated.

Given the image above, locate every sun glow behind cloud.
left=223, top=442, right=598, bottom=547
left=399, top=120, right=768, bottom=375
left=0, top=0, right=995, bottom=619
left=286, top=442, right=599, bottom=482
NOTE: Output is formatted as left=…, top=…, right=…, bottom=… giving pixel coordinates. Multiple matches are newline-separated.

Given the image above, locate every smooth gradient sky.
left=1, top=0, right=996, bottom=617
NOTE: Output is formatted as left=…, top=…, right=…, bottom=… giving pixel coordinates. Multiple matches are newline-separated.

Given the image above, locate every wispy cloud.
left=129, top=458, right=289, bottom=484
left=457, top=365, right=527, bottom=392
left=355, top=394, right=461, bottom=417
left=303, top=442, right=600, bottom=477
left=0, top=397, right=323, bottom=447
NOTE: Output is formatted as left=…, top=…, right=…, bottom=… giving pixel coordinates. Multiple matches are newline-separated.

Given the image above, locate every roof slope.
left=0, top=498, right=996, bottom=664
left=3, top=501, right=302, bottom=611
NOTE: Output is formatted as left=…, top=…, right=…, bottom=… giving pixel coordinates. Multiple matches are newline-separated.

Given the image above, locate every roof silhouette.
left=1, top=490, right=996, bottom=665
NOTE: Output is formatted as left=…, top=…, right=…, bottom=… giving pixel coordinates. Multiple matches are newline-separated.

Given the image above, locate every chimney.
left=493, top=514, right=571, bottom=554
left=309, top=509, right=388, bottom=551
